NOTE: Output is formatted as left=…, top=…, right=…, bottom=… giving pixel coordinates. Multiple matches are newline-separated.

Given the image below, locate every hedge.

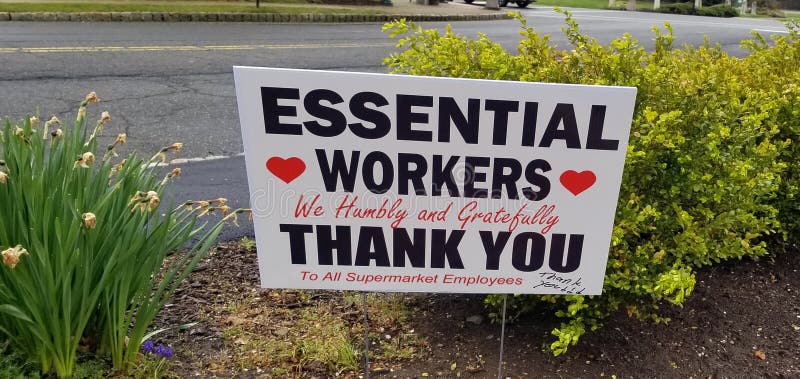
left=655, top=2, right=739, bottom=17
left=695, top=4, right=740, bottom=16
left=658, top=2, right=694, bottom=14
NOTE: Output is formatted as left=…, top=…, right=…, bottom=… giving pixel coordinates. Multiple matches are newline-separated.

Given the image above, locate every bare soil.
left=153, top=241, right=799, bottom=378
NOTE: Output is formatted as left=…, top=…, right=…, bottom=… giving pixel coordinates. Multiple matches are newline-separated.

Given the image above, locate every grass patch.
left=534, top=0, right=655, bottom=10
left=206, top=291, right=421, bottom=376
left=215, top=293, right=360, bottom=375
left=125, top=242, right=424, bottom=377
left=130, top=0, right=304, bottom=2
left=344, top=293, right=423, bottom=361
left=0, top=2, right=384, bottom=14
left=373, top=330, right=421, bottom=360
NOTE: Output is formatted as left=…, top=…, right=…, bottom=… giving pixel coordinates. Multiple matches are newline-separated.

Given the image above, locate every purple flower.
left=141, top=340, right=154, bottom=353
left=155, top=344, right=173, bottom=359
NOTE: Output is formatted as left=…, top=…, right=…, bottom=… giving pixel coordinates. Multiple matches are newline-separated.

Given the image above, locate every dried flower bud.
left=160, top=167, right=183, bottom=186
left=0, top=172, right=7, bottom=184
left=52, top=128, right=64, bottom=139
left=75, top=152, right=96, bottom=169
left=85, top=92, right=99, bottom=104
left=129, top=191, right=160, bottom=212
left=211, top=197, right=228, bottom=206
left=105, top=133, right=128, bottom=159
left=29, top=116, right=40, bottom=127
left=148, top=195, right=160, bottom=211
left=82, top=213, right=97, bottom=229
left=150, top=142, right=184, bottom=163
left=43, top=116, right=61, bottom=139
left=83, top=152, right=95, bottom=165
left=218, top=205, right=231, bottom=216
left=129, top=191, right=146, bottom=205
left=144, top=191, right=160, bottom=211
left=2, top=245, right=29, bottom=269
left=169, top=143, right=183, bottom=153
left=223, top=212, right=239, bottom=226
left=90, top=112, right=110, bottom=139
left=14, top=126, right=25, bottom=137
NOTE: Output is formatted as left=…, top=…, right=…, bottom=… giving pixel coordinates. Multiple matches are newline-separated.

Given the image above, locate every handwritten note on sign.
left=234, top=67, right=636, bottom=295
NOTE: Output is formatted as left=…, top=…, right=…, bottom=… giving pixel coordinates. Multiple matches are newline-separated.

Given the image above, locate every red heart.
left=560, top=170, right=596, bottom=196
left=266, top=157, right=306, bottom=184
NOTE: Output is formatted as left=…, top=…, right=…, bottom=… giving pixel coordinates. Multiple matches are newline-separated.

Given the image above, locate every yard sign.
left=234, top=67, right=636, bottom=295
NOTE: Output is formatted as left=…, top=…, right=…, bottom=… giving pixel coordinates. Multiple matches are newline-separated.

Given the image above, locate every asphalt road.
left=0, top=7, right=789, bottom=240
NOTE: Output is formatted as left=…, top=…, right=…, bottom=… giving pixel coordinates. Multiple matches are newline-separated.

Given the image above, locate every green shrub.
left=740, top=22, right=800, bottom=241
left=383, top=11, right=799, bottom=355
left=759, top=7, right=787, bottom=17
left=0, top=95, right=247, bottom=377
left=696, top=3, right=740, bottom=16
left=606, top=1, right=628, bottom=10
left=657, top=2, right=694, bottom=14
left=756, top=0, right=788, bottom=17
left=655, top=2, right=739, bottom=17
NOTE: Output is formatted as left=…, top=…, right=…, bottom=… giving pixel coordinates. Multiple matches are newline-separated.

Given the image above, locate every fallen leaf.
left=451, top=362, right=457, bottom=371
left=754, top=350, right=766, bottom=360
left=792, top=324, right=800, bottom=331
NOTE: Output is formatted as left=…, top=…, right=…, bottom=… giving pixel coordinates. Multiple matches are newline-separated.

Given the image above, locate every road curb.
left=0, top=11, right=511, bottom=23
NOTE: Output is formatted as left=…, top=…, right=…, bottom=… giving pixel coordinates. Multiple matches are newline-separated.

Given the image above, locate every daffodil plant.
left=0, top=93, right=248, bottom=377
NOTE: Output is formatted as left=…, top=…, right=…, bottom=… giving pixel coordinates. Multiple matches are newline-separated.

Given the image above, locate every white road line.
left=752, top=28, right=790, bottom=34
left=170, top=153, right=244, bottom=165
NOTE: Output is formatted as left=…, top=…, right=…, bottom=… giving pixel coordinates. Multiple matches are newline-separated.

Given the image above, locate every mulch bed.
left=153, top=241, right=799, bottom=378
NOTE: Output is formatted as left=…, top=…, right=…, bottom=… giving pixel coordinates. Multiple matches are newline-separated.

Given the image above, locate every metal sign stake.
left=497, top=294, right=508, bottom=379
left=362, top=292, right=371, bottom=379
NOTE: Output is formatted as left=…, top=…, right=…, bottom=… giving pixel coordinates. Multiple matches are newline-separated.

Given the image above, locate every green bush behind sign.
left=383, top=10, right=800, bottom=355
